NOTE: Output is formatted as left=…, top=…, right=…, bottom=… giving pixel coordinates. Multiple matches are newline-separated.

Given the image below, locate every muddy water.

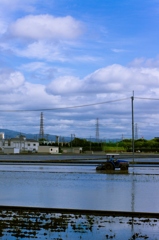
left=0, top=165, right=159, bottom=213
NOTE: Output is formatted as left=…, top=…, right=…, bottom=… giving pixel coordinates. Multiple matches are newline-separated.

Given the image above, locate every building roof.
left=10, top=138, right=38, bottom=142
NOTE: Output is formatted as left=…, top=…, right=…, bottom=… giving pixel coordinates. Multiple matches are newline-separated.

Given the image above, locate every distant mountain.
left=0, top=128, right=73, bottom=142
left=0, top=129, right=23, bottom=139
left=0, top=129, right=55, bottom=141
left=0, top=129, right=120, bottom=143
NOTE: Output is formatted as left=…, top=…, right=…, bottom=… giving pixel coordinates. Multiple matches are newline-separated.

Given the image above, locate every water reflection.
left=0, top=165, right=159, bottom=213
left=0, top=209, right=158, bottom=240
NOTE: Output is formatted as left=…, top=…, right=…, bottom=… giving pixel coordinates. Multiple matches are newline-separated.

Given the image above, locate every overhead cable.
left=0, top=97, right=130, bottom=112
left=135, top=97, right=159, bottom=100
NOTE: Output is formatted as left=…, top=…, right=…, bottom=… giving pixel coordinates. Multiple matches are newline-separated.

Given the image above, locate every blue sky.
left=0, top=0, right=159, bottom=140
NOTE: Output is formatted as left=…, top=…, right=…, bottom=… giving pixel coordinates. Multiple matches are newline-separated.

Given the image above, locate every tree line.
left=39, top=137, right=159, bottom=153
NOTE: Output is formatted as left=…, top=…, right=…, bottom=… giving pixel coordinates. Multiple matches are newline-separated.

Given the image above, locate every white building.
left=9, top=136, right=39, bottom=152
left=1, top=134, right=39, bottom=153
left=0, top=132, right=5, bottom=150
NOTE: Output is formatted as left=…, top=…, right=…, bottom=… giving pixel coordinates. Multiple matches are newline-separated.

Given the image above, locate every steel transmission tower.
left=96, top=118, right=99, bottom=142
left=39, top=112, right=44, bottom=139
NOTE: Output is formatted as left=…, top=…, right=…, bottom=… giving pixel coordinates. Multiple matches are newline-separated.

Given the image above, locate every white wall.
left=3, top=147, right=20, bottom=154
left=10, top=140, right=39, bottom=152
left=38, top=146, right=59, bottom=154
left=49, top=147, right=59, bottom=154
left=25, top=141, right=39, bottom=152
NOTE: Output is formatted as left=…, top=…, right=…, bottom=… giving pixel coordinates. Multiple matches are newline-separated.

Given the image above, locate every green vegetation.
left=102, top=146, right=125, bottom=152
left=70, top=137, right=159, bottom=153
left=39, top=137, right=159, bottom=153
left=69, top=138, right=102, bottom=151
left=103, top=138, right=159, bottom=153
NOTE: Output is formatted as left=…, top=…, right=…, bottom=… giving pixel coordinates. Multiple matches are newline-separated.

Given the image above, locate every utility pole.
left=131, top=91, right=135, bottom=163
left=71, top=134, right=75, bottom=152
left=135, top=123, right=138, bottom=140
left=90, top=136, right=92, bottom=151
left=96, top=118, right=99, bottom=142
left=39, top=112, right=44, bottom=139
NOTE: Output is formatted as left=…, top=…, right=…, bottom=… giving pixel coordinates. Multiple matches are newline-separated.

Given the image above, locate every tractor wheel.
left=121, top=165, right=128, bottom=170
left=105, top=163, right=114, bottom=170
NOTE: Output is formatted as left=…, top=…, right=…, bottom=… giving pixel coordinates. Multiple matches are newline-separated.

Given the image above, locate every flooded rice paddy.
left=0, top=208, right=159, bottom=240
left=0, top=164, right=159, bottom=213
left=0, top=162, right=159, bottom=239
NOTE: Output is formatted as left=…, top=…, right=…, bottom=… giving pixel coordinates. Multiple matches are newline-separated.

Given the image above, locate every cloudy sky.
left=0, top=0, right=159, bottom=140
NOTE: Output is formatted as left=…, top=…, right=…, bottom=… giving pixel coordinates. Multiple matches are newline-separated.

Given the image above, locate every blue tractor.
left=96, top=154, right=129, bottom=171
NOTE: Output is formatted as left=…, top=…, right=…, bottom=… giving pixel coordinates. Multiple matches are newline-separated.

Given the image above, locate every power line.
left=135, top=97, right=159, bottom=100
left=0, top=97, right=130, bottom=112
left=0, top=97, right=158, bottom=113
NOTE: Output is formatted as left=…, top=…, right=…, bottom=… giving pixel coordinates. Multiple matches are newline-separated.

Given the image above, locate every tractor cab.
left=106, top=153, right=119, bottom=162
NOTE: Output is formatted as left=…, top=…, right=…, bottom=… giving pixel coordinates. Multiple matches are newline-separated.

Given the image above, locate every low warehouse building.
left=3, top=147, right=20, bottom=154
left=38, top=146, right=59, bottom=154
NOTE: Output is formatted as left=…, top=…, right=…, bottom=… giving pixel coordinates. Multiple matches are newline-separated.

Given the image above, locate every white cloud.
left=0, top=69, right=61, bottom=111
left=1, top=63, right=159, bottom=138
left=20, top=61, right=56, bottom=81
left=0, top=70, right=25, bottom=93
left=9, top=14, right=83, bottom=40
left=15, top=41, right=67, bottom=62
left=111, top=48, right=127, bottom=53
left=1, top=0, right=159, bottom=139
left=0, top=0, right=36, bottom=13
left=75, top=55, right=101, bottom=62
left=20, top=62, right=47, bottom=72
left=20, top=62, right=74, bottom=81
left=18, top=82, right=61, bottom=109
left=46, top=64, right=159, bottom=97
left=1, top=14, right=84, bottom=62
left=11, top=40, right=97, bottom=63
left=0, top=18, right=7, bottom=35
left=46, top=76, right=82, bottom=95
left=1, top=64, right=159, bottom=108
left=129, top=56, right=159, bottom=68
